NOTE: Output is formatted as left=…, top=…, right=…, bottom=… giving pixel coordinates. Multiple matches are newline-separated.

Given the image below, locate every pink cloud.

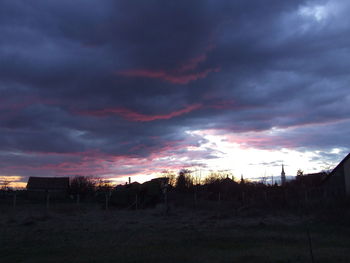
left=116, top=46, right=220, bottom=84
left=177, top=54, right=207, bottom=72
left=3, top=143, right=206, bottom=181
left=117, top=68, right=220, bottom=85
left=77, top=103, right=202, bottom=122
left=1, top=134, right=210, bottom=182
left=176, top=45, right=215, bottom=72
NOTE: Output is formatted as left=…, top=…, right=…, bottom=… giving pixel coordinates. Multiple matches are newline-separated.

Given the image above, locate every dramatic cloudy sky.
left=1, top=0, right=349, bottom=186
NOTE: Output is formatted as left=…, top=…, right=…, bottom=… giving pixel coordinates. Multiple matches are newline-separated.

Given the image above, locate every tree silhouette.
left=161, top=170, right=176, bottom=186
left=0, top=178, right=11, bottom=191
left=204, top=171, right=231, bottom=184
left=70, top=176, right=96, bottom=198
left=175, top=169, right=193, bottom=192
left=297, top=169, right=304, bottom=177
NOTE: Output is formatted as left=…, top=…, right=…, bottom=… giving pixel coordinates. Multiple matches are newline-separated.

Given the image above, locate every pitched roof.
left=323, top=153, right=350, bottom=182
left=27, top=177, right=70, bottom=190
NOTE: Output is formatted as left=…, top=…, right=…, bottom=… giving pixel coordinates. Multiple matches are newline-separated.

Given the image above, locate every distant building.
left=281, top=164, right=286, bottom=186
left=295, top=172, right=327, bottom=187
left=26, top=177, right=70, bottom=199
left=323, top=153, right=350, bottom=196
left=112, top=177, right=168, bottom=208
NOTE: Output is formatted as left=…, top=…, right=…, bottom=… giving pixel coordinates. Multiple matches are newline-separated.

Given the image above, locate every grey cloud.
left=0, top=0, right=349, bottom=178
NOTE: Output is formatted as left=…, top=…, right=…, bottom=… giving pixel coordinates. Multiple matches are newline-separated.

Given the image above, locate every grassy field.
left=1, top=204, right=350, bottom=263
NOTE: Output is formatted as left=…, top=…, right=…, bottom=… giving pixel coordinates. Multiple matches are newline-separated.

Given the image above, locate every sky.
left=1, top=0, right=350, bottom=187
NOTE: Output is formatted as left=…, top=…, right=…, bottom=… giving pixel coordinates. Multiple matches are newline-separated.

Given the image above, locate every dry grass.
left=1, top=203, right=350, bottom=262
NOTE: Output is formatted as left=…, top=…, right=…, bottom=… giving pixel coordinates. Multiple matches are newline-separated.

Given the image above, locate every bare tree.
left=260, top=176, right=267, bottom=185
left=204, top=171, right=229, bottom=184
left=95, top=178, right=114, bottom=192
left=192, top=170, right=202, bottom=186
left=70, top=176, right=96, bottom=198
left=0, top=178, right=11, bottom=191
left=161, top=170, right=176, bottom=186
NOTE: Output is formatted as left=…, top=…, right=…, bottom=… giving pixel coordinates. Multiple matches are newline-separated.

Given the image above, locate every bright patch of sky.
left=299, top=4, right=329, bottom=22
left=109, top=127, right=344, bottom=185
left=187, top=129, right=339, bottom=182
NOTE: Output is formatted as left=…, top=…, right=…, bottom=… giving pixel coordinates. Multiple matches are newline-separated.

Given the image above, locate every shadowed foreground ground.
left=1, top=204, right=350, bottom=263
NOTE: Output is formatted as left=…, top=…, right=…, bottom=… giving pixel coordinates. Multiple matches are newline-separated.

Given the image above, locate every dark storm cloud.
left=1, top=0, right=350, bottom=179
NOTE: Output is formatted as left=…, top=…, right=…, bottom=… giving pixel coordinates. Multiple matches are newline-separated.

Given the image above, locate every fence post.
left=13, top=193, right=17, bottom=209
left=194, top=191, right=197, bottom=209
left=307, top=228, right=315, bottom=263
left=46, top=192, right=50, bottom=210
left=164, top=188, right=168, bottom=214
left=283, top=189, right=288, bottom=207
left=304, top=188, right=308, bottom=205
left=105, top=192, right=109, bottom=210
left=135, top=194, right=138, bottom=210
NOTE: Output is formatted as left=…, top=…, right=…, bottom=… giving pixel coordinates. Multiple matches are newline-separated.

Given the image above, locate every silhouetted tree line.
left=0, top=169, right=344, bottom=210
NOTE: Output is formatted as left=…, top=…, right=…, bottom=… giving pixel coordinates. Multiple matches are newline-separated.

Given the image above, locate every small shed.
left=323, top=153, right=350, bottom=196
left=27, top=177, right=70, bottom=199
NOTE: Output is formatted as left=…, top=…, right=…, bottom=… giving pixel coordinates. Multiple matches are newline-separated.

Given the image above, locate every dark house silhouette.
left=294, top=172, right=327, bottom=187
left=111, top=177, right=168, bottom=208
left=323, top=153, right=350, bottom=196
left=27, top=177, right=70, bottom=199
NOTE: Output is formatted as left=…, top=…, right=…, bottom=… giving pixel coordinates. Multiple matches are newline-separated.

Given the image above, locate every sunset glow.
left=0, top=0, right=349, bottom=188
